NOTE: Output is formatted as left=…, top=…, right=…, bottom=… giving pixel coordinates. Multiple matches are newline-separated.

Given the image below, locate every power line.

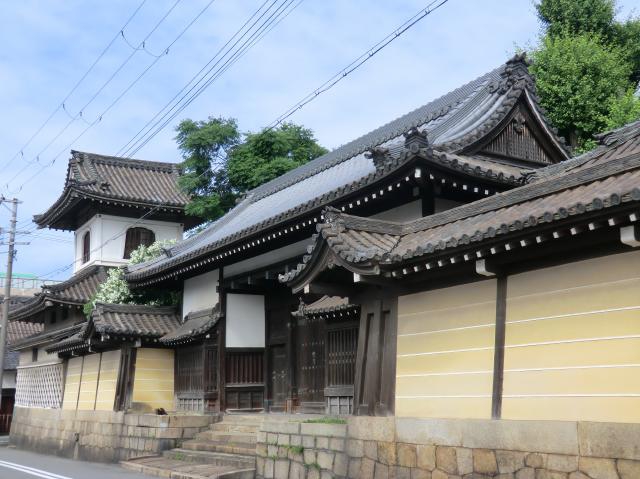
left=265, top=0, right=450, bottom=130
left=0, top=0, right=148, bottom=173
left=117, top=0, right=299, bottom=158
left=7, top=0, right=218, bottom=195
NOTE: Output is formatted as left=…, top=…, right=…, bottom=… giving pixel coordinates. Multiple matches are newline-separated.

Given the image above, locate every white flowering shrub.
left=83, top=239, right=177, bottom=316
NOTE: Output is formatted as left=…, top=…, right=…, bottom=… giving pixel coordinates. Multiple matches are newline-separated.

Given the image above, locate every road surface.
left=0, top=446, right=156, bottom=479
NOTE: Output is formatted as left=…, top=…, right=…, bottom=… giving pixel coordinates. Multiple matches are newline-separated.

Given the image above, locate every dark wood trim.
left=218, top=267, right=226, bottom=412
left=491, top=275, right=507, bottom=419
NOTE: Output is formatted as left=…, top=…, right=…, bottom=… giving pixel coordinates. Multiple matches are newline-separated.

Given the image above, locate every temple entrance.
left=268, top=345, right=288, bottom=411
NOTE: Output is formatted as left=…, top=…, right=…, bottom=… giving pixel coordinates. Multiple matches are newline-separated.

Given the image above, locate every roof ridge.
left=71, top=150, right=180, bottom=171
left=94, top=302, right=178, bottom=314
left=244, top=63, right=508, bottom=203
left=44, top=265, right=108, bottom=293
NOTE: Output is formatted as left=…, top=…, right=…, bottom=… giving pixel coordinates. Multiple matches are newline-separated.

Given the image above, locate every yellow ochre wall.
left=503, top=250, right=640, bottom=423
left=396, top=279, right=497, bottom=418
left=61, top=351, right=122, bottom=411
left=131, top=348, right=174, bottom=412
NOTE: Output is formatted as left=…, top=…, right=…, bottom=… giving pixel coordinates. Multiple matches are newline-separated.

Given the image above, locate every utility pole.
left=0, top=197, right=20, bottom=410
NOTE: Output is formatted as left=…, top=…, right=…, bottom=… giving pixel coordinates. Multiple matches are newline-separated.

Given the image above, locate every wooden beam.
left=302, top=282, right=347, bottom=297
left=491, top=275, right=507, bottom=419
left=476, top=259, right=496, bottom=277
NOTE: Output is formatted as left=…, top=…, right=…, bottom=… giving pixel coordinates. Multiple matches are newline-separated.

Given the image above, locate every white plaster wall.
left=182, top=269, right=219, bottom=319
left=226, top=294, right=265, bottom=348
left=372, top=199, right=422, bottom=222
left=2, top=370, right=16, bottom=389
left=17, top=346, right=60, bottom=367
left=74, top=214, right=184, bottom=273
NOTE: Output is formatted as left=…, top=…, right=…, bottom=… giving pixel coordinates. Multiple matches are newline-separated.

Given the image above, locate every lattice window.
left=15, top=363, right=64, bottom=409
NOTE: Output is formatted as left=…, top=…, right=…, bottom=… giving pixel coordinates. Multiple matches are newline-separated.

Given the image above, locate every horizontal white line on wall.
left=399, top=322, right=494, bottom=338
left=398, top=346, right=493, bottom=357
left=507, top=275, right=640, bottom=301
left=507, top=335, right=640, bottom=350
left=507, top=305, right=640, bottom=326
left=503, top=393, right=640, bottom=398
left=397, top=370, right=493, bottom=377
left=398, top=299, right=496, bottom=319
left=397, top=394, right=492, bottom=399
left=505, top=363, right=640, bottom=373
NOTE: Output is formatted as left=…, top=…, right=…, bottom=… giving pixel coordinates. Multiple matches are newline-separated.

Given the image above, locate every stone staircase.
left=122, top=414, right=263, bottom=479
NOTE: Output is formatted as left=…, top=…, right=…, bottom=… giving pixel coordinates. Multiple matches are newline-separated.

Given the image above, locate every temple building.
left=9, top=55, right=640, bottom=478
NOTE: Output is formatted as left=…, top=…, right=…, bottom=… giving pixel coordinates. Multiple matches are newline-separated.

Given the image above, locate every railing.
left=0, top=277, right=61, bottom=291
left=225, top=351, right=263, bottom=385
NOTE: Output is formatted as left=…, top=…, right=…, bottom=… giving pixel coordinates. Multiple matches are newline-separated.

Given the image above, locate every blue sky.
left=1, top=0, right=639, bottom=279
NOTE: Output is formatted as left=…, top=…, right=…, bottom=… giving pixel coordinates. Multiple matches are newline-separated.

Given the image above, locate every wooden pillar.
left=218, top=268, right=227, bottom=412
left=491, top=275, right=507, bottom=419
left=353, top=288, right=398, bottom=416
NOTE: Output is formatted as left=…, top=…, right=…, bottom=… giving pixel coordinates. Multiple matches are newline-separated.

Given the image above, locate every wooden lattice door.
left=296, top=315, right=326, bottom=412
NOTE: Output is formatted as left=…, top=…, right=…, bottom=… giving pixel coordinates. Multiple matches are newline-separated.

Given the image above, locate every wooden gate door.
left=269, top=345, right=288, bottom=411
left=296, top=316, right=326, bottom=412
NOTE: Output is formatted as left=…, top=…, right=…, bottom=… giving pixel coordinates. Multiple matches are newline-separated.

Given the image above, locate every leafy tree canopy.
left=531, top=0, right=640, bottom=151
left=226, top=123, right=328, bottom=192
left=175, top=119, right=327, bottom=221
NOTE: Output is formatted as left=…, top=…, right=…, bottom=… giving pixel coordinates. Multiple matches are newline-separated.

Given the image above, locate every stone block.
left=265, top=458, right=275, bottom=479
left=379, top=442, right=397, bottom=465
left=578, top=457, right=618, bottom=479
left=618, top=459, right=640, bottom=479
left=317, top=451, right=335, bottom=470
left=397, top=443, right=417, bottom=468
left=396, top=419, right=463, bottom=447
left=268, top=445, right=278, bottom=457
left=348, top=458, right=361, bottom=478
left=526, top=453, right=546, bottom=469
left=334, top=452, right=349, bottom=476
left=316, top=437, right=329, bottom=450
left=456, top=447, right=473, bottom=475
left=430, top=470, right=448, bottom=479
left=578, top=421, right=640, bottom=461
left=546, top=454, right=578, bottom=473
left=290, top=435, right=302, bottom=447
left=473, top=449, right=498, bottom=475
left=330, top=437, right=346, bottom=452
left=257, top=457, right=265, bottom=477
left=375, top=463, right=389, bottom=479
left=496, top=450, right=526, bottom=474
left=263, top=421, right=302, bottom=434
left=257, top=444, right=268, bottom=457
left=416, top=445, right=436, bottom=471
left=391, top=466, right=411, bottom=479
left=155, top=428, right=182, bottom=439
left=568, top=473, right=589, bottom=479
left=278, top=434, right=290, bottom=446
left=307, top=467, right=320, bottom=479
left=303, top=436, right=316, bottom=449
left=268, top=433, right=279, bottom=443
left=435, top=446, right=458, bottom=474
left=410, top=468, right=430, bottom=479
left=349, top=416, right=395, bottom=442
left=360, top=458, right=376, bottom=479
left=347, top=439, right=364, bottom=458
left=278, top=446, right=290, bottom=459
left=275, top=459, right=290, bottom=479
left=301, top=423, right=348, bottom=438
left=365, top=441, right=378, bottom=460
left=290, top=461, right=306, bottom=479
left=304, top=449, right=317, bottom=465
left=258, top=431, right=268, bottom=442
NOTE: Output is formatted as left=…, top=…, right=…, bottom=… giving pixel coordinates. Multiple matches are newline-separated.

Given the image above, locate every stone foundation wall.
left=256, top=416, right=640, bottom=479
left=10, top=406, right=214, bottom=463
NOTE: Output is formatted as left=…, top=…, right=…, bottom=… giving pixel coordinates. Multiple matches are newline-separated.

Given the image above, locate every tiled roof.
left=159, top=304, right=221, bottom=345
left=127, top=55, right=569, bottom=284
left=34, top=150, right=197, bottom=230
left=293, top=296, right=359, bottom=318
left=282, top=121, right=640, bottom=285
left=7, top=321, right=43, bottom=345
left=9, top=265, right=108, bottom=322
left=11, top=323, right=85, bottom=351
left=91, top=303, right=180, bottom=338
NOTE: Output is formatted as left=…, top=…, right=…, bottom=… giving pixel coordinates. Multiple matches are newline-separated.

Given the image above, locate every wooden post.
left=491, top=275, right=507, bottom=419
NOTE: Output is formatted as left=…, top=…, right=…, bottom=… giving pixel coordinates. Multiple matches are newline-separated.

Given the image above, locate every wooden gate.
left=296, top=315, right=326, bottom=413
left=225, top=349, right=264, bottom=411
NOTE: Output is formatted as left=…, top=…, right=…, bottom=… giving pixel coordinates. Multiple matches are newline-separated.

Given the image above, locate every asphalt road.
left=0, top=447, right=157, bottom=479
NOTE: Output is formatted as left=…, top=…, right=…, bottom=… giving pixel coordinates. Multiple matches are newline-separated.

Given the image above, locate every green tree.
left=530, top=33, right=633, bottom=144
left=531, top=0, right=640, bottom=150
left=175, top=117, right=240, bottom=220
left=226, top=123, right=328, bottom=192
left=536, top=0, right=616, bottom=38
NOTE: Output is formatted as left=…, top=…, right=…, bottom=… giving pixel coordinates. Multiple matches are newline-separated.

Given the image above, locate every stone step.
left=210, top=422, right=260, bottom=434
left=163, top=448, right=255, bottom=469
left=121, top=456, right=254, bottom=479
left=182, top=439, right=256, bottom=456
left=195, top=431, right=257, bottom=444
left=220, top=413, right=265, bottom=424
